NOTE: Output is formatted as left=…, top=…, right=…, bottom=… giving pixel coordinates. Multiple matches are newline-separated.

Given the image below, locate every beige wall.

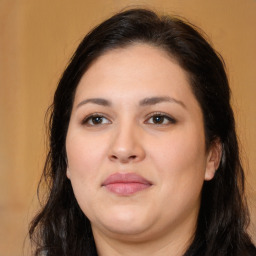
left=0, top=0, right=255, bottom=255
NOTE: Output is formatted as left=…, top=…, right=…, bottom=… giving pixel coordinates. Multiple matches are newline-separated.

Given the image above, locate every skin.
left=66, top=44, right=221, bottom=256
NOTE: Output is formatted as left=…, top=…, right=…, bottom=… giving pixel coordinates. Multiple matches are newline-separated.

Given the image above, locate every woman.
left=29, top=8, right=256, bottom=256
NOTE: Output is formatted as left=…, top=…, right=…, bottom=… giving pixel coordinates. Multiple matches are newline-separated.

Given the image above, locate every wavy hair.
left=29, top=8, right=256, bottom=256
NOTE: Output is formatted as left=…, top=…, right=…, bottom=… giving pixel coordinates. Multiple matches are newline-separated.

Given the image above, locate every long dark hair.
left=29, top=8, right=256, bottom=256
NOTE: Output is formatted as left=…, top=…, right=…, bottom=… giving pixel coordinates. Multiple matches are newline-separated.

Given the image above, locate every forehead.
left=74, top=43, right=198, bottom=108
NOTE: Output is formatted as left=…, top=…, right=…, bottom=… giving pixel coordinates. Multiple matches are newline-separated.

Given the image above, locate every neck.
left=92, top=218, right=196, bottom=256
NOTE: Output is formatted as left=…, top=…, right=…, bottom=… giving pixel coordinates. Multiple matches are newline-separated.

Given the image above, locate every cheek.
left=66, top=130, right=108, bottom=181
left=150, top=127, right=206, bottom=195
left=65, top=131, right=109, bottom=216
left=154, top=131, right=206, bottom=215
left=152, top=128, right=205, bottom=168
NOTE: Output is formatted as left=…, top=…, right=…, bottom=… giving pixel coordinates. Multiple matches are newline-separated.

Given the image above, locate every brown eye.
left=152, top=115, right=165, bottom=124
left=146, top=113, right=176, bottom=125
left=82, top=114, right=111, bottom=126
left=91, top=116, right=104, bottom=124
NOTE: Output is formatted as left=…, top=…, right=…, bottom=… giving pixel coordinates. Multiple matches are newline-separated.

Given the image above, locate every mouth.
left=102, top=172, right=152, bottom=196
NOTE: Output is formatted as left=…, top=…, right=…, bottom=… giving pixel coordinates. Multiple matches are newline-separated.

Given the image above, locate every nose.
left=108, top=122, right=146, bottom=164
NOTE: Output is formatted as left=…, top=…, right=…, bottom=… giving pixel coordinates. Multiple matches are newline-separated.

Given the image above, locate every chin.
left=93, top=207, right=154, bottom=237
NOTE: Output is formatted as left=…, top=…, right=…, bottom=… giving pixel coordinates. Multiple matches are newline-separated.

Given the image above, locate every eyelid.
left=80, top=111, right=176, bottom=126
left=144, top=111, right=177, bottom=125
left=81, top=112, right=112, bottom=126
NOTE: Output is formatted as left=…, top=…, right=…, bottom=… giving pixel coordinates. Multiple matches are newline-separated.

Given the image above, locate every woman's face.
left=66, top=44, right=217, bottom=243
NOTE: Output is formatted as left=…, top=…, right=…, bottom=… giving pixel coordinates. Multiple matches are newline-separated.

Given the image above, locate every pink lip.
left=102, top=172, right=152, bottom=196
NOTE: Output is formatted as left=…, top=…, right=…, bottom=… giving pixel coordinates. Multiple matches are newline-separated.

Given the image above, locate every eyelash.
left=81, top=113, right=111, bottom=126
left=81, top=112, right=177, bottom=126
left=145, top=112, right=177, bottom=125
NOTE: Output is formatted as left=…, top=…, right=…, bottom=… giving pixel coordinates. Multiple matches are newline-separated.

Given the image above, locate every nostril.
left=111, top=155, right=118, bottom=160
left=109, top=154, right=137, bottom=162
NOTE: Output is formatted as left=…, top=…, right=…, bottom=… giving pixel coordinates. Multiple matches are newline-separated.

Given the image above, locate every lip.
left=102, top=172, right=152, bottom=196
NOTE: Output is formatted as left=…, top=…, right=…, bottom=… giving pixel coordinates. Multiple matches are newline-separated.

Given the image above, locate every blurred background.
left=0, top=0, right=255, bottom=255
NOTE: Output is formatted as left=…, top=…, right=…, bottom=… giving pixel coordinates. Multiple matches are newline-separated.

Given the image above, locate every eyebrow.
left=76, top=98, right=111, bottom=108
left=76, top=96, right=186, bottom=109
left=139, top=96, right=186, bottom=108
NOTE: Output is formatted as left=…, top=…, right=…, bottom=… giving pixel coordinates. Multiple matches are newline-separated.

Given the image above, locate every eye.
left=145, top=113, right=176, bottom=125
left=82, top=114, right=111, bottom=126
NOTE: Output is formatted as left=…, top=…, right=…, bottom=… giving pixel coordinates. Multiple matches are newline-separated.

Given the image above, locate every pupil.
left=92, top=117, right=102, bottom=124
left=153, top=116, right=164, bottom=124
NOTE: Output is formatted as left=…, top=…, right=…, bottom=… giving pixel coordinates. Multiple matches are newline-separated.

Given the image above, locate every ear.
left=66, top=161, right=71, bottom=179
left=204, top=139, right=222, bottom=181
left=66, top=167, right=71, bottom=179
left=65, top=157, right=71, bottom=179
